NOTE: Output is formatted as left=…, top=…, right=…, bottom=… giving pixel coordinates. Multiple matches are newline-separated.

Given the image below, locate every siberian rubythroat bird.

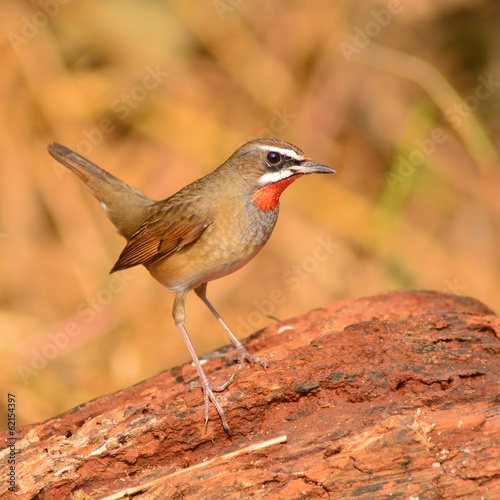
left=47, top=138, right=335, bottom=432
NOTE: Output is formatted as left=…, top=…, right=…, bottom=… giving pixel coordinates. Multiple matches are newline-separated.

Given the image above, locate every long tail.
left=47, top=143, right=156, bottom=239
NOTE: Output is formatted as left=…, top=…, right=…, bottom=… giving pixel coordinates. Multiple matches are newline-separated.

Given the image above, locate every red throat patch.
left=252, top=174, right=303, bottom=212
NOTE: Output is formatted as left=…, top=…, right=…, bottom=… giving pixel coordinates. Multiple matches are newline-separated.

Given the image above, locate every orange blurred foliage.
left=1, top=0, right=499, bottom=429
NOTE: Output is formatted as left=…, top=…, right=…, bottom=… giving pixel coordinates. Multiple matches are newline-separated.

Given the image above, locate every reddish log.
left=1, top=291, right=499, bottom=499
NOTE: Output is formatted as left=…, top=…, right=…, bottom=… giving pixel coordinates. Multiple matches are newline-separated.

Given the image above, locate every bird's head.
left=226, top=138, right=335, bottom=212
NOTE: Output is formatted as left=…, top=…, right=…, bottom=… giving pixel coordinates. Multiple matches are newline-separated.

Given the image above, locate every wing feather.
left=110, top=202, right=213, bottom=272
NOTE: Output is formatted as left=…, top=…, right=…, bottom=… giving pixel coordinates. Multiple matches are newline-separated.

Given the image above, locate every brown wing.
left=110, top=201, right=213, bottom=272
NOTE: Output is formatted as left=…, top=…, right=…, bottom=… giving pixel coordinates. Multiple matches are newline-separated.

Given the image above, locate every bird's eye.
left=267, top=152, right=281, bottom=165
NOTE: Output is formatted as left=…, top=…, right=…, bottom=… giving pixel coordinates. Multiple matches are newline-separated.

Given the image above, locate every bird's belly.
left=147, top=208, right=278, bottom=292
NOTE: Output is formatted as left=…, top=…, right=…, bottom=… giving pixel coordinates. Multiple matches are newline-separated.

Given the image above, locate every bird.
left=47, top=138, right=335, bottom=432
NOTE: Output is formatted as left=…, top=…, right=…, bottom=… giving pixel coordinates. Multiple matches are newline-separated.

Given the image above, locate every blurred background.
left=1, top=0, right=499, bottom=430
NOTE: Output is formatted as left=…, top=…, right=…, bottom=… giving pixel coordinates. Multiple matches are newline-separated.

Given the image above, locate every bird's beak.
left=291, top=161, right=335, bottom=175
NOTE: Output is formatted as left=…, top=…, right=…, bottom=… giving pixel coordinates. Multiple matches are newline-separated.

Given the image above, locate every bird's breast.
left=147, top=198, right=279, bottom=292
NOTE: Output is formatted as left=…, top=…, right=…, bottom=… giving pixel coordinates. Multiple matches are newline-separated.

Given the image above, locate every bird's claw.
left=190, top=368, right=238, bottom=434
left=229, top=345, right=270, bottom=369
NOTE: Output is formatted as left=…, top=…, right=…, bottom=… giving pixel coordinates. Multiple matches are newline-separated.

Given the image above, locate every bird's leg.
left=173, top=291, right=234, bottom=433
left=194, top=284, right=268, bottom=369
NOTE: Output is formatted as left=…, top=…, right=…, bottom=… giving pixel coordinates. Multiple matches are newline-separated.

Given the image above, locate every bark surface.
left=1, top=291, right=499, bottom=499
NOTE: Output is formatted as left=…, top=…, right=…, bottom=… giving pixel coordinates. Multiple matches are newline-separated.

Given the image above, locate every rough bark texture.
left=1, top=291, right=499, bottom=499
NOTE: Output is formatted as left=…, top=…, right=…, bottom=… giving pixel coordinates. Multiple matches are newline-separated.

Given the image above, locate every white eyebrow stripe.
left=256, top=145, right=304, bottom=162
left=258, top=169, right=294, bottom=185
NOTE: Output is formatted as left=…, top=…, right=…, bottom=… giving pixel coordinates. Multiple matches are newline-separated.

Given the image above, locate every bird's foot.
left=190, top=367, right=238, bottom=434
left=229, top=344, right=270, bottom=370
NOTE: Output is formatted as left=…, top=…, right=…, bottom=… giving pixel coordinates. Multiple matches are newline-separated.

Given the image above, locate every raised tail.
left=47, top=143, right=156, bottom=239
